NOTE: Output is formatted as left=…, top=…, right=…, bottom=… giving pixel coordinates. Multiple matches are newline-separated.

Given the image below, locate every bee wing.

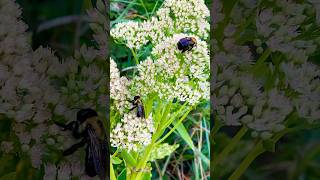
left=87, top=128, right=108, bottom=180
left=137, top=105, right=145, bottom=118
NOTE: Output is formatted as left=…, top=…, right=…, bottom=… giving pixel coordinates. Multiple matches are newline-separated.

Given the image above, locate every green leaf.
left=121, top=150, right=137, bottom=167
left=112, top=156, right=123, bottom=165
left=174, top=123, right=195, bottom=149
left=149, top=143, right=179, bottom=161
left=142, top=172, right=152, bottom=180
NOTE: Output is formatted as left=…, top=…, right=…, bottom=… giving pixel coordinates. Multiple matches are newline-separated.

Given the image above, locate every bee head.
left=77, top=108, right=98, bottom=124
left=190, top=37, right=197, bottom=44
left=134, top=96, right=140, bottom=101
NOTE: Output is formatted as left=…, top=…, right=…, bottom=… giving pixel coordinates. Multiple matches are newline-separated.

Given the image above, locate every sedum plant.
left=0, top=0, right=108, bottom=179
left=110, top=0, right=210, bottom=179
left=212, top=0, right=320, bottom=179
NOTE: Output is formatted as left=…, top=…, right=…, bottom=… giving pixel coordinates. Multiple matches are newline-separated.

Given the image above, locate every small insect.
left=55, top=108, right=108, bottom=180
left=129, top=96, right=145, bottom=118
left=177, top=37, right=197, bottom=52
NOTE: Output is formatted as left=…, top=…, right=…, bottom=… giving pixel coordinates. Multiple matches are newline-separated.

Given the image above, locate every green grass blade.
left=174, top=122, right=210, bottom=166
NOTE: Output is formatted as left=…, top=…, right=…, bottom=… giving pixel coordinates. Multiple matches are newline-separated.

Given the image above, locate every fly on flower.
left=55, top=108, right=108, bottom=180
left=177, top=37, right=197, bottom=52
left=129, top=96, right=145, bottom=118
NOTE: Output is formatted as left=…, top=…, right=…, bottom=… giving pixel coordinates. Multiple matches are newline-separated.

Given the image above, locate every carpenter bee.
left=177, top=37, right=197, bottom=52
left=129, top=96, right=145, bottom=118
left=55, top=108, right=108, bottom=180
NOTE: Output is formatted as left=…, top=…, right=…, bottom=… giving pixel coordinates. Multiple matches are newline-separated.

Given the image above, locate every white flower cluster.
left=281, top=62, right=320, bottom=123
left=44, top=161, right=93, bottom=179
left=110, top=58, right=131, bottom=113
left=0, top=0, right=30, bottom=56
left=213, top=65, right=292, bottom=138
left=111, top=0, right=209, bottom=50
left=213, top=0, right=320, bottom=138
left=132, top=34, right=209, bottom=104
left=110, top=21, right=149, bottom=49
left=110, top=113, right=154, bottom=152
left=257, top=1, right=317, bottom=63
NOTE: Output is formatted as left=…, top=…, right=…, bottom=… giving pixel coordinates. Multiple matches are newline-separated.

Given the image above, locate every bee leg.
left=55, top=121, right=77, bottom=131
left=63, top=138, right=86, bottom=156
left=188, top=45, right=194, bottom=51
left=129, top=105, right=137, bottom=111
left=71, top=122, right=85, bottom=139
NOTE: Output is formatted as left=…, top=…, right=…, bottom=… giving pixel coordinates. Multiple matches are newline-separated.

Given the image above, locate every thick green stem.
left=130, top=141, right=155, bottom=180
left=128, top=105, right=192, bottom=180
left=228, top=141, right=265, bottom=180
left=213, top=126, right=248, bottom=167
left=130, top=48, right=139, bottom=65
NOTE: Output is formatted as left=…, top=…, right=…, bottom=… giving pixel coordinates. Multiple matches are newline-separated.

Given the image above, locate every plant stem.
left=130, top=48, right=139, bottom=65
left=252, top=48, right=272, bottom=70
left=130, top=105, right=193, bottom=179
left=139, top=0, right=150, bottom=18
left=130, top=48, right=139, bottom=75
left=213, top=126, right=248, bottom=167
left=151, top=0, right=160, bottom=16
left=130, top=141, right=155, bottom=180
left=156, top=107, right=193, bottom=145
left=111, top=149, right=119, bottom=158
left=211, top=115, right=222, bottom=137
left=228, top=141, right=265, bottom=180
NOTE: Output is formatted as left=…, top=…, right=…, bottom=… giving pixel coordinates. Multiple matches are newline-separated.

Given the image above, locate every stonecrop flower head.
left=213, top=0, right=320, bottom=139
left=110, top=58, right=131, bottom=113
left=110, top=113, right=154, bottom=152
left=111, top=0, right=209, bottom=50
left=132, top=34, right=209, bottom=105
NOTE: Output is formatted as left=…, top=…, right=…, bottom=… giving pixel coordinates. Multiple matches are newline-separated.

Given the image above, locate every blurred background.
left=16, top=0, right=96, bottom=57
